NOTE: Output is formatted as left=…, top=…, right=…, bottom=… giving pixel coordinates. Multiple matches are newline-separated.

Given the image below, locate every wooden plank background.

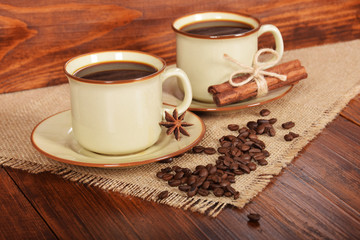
left=0, top=0, right=359, bottom=93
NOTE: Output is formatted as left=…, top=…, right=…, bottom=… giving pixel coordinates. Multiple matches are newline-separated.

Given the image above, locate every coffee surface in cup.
left=75, top=62, right=157, bottom=81
left=181, top=20, right=253, bottom=37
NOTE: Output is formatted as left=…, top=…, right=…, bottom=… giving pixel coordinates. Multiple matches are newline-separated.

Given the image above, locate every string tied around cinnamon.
left=224, top=48, right=287, bottom=97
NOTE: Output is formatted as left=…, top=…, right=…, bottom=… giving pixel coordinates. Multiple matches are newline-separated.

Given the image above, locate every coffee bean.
left=268, top=127, right=276, bottom=137
left=174, top=171, right=185, bottom=180
left=262, top=150, right=270, bottom=157
left=234, top=191, right=240, bottom=200
left=199, top=168, right=209, bottom=178
left=249, top=148, right=261, bottom=153
left=228, top=175, right=236, bottom=183
left=233, top=169, right=244, bottom=175
left=192, top=145, right=205, bottom=153
left=187, top=186, right=198, bottom=197
left=213, top=188, right=224, bottom=197
left=198, top=188, right=210, bottom=196
left=269, top=118, right=277, bottom=124
left=202, top=181, right=211, bottom=189
left=247, top=121, right=258, bottom=130
left=168, top=179, right=181, bottom=187
left=223, top=141, right=233, bottom=148
left=247, top=162, right=257, bottom=171
left=289, top=132, right=299, bottom=138
left=204, top=147, right=217, bottom=155
left=208, top=166, right=217, bottom=175
left=238, top=127, right=248, bottom=133
left=256, top=124, right=266, bottom=135
left=179, top=185, right=191, bottom=192
left=187, top=175, right=197, bottom=185
left=228, top=124, right=240, bottom=131
left=180, top=177, right=188, bottom=184
left=257, top=159, right=268, bottom=166
left=260, top=109, right=270, bottom=116
left=161, top=167, right=172, bottom=173
left=162, top=173, right=174, bottom=181
left=238, top=163, right=251, bottom=174
left=226, top=185, right=236, bottom=195
left=220, top=180, right=230, bottom=187
left=156, top=171, right=165, bottom=179
left=158, top=190, right=169, bottom=200
left=218, top=146, right=229, bottom=154
left=253, top=153, right=265, bottom=161
left=159, top=157, right=174, bottom=163
left=284, top=133, right=294, bottom=141
left=248, top=134, right=258, bottom=141
left=231, top=147, right=242, bottom=157
left=241, top=144, right=250, bottom=152
left=282, top=121, right=295, bottom=129
left=247, top=213, right=261, bottom=222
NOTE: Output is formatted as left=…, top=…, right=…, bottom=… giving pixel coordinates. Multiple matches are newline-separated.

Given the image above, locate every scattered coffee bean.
left=158, top=190, right=169, bottom=200
left=282, top=121, right=295, bottom=129
left=192, top=145, right=205, bottom=153
left=228, top=124, right=240, bottom=131
left=156, top=109, right=287, bottom=200
left=159, top=157, right=174, bottom=163
left=162, top=173, right=174, bottom=181
left=284, top=133, right=294, bottom=141
left=289, top=132, right=299, bottom=138
left=247, top=213, right=261, bottom=222
left=260, top=109, right=270, bottom=116
left=204, top=147, right=217, bottom=155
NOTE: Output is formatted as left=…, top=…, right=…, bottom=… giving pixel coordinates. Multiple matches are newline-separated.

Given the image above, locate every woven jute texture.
left=1, top=40, right=360, bottom=217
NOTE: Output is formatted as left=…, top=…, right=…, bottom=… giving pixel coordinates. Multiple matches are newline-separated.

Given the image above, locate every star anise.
left=159, top=109, right=193, bottom=140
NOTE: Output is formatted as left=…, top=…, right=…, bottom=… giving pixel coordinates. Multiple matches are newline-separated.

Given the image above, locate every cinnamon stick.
left=208, top=59, right=302, bottom=95
left=209, top=60, right=307, bottom=107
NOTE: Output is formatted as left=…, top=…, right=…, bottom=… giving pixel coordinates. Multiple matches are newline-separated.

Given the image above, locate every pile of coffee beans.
left=157, top=163, right=240, bottom=199
left=156, top=108, right=299, bottom=200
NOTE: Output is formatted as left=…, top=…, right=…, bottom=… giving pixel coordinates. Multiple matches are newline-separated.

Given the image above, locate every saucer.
left=31, top=110, right=205, bottom=168
left=162, top=65, right=293, bottom=112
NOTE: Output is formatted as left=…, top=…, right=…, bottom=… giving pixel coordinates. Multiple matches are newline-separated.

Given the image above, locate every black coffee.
left=74, top=62, right=157, bottom=81
left=181, top=20, right=253, bottom=37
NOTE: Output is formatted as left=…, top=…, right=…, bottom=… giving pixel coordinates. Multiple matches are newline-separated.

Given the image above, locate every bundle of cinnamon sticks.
left=208, top=59, right=308, bottom=107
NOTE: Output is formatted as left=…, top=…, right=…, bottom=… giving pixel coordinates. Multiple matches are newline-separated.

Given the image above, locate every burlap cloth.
left=1, top=40, right=360, bottom=217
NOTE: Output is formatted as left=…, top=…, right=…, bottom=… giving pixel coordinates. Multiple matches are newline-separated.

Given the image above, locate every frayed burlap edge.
left=1, top=83, right=359, bottom=218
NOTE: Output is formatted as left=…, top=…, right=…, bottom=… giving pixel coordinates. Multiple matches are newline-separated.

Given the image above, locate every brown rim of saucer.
left=64, top=50, right=167, bottom=85
left=172, top=11, right=261, bottom=39
left=30, top=109, right=206, bottom=168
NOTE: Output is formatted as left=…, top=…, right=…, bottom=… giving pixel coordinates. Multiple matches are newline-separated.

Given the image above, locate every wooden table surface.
left=1, top=1, right=360, bottom=239
left=1, top=94, right=359, bottom=239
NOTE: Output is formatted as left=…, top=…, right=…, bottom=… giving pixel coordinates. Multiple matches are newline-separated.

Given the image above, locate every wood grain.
left=0, top=167, right=56, bottom=240
left=3, top=113, right=360, bottom=239
left=0, top=0, right=359, bottom=93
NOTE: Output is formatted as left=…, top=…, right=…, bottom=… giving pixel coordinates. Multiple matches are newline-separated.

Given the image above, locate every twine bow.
left=225, top=48, right=287, bottom=97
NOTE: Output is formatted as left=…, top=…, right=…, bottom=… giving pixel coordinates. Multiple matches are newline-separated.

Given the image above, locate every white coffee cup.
left=172, top=11, right=284, bottom=103
left=64, top=50, right=192, bottom=155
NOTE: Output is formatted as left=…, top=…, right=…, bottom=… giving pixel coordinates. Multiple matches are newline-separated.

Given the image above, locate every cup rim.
left=172, top=11, right=261, bottom=39
left=64, top=50, right=167, bottom=84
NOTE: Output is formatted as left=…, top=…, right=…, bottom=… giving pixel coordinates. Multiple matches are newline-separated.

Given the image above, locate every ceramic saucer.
left=31, top=110, right=205, bottom=168
left=162, top=65, right=293, bottom=112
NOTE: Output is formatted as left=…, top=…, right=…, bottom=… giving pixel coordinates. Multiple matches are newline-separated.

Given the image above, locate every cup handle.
left=257, top=24, right=284, bottom=67
left=161, top=67, right=192, bottom=117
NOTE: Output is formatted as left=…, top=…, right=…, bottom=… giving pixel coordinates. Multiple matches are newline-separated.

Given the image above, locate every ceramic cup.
left=64, top=50, right=192, bottom=155
left=172, top=11, right=284, bottom=103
